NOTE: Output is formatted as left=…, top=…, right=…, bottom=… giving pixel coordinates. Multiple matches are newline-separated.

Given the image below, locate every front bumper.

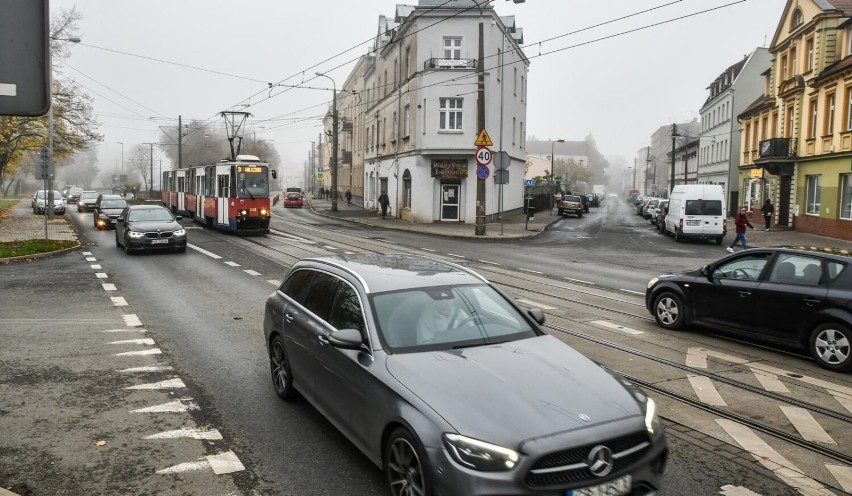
left=126, top=236, right=187, bottom=252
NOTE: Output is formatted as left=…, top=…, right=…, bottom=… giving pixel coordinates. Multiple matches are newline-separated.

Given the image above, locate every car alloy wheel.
left=385, top=428, right=430, bottom=496
left=810, top=324, right=852, bottom=372
left=270, top=335, right=296, bottom=400
left=654, top=291, right=685, bottom=330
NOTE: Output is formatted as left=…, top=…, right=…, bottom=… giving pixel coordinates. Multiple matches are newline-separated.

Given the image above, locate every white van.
left=664, top=184, right=727, bottom=244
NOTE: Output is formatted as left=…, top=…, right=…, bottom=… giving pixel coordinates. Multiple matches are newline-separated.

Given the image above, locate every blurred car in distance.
left=115, top=204, right=186, bottom=254
left=77, top=191, right=99, bottom=212
left=66, top=187, right=84, bottom=204
left=92, top=194, right=128, bottom=230
left=283, top=191, right=303, bottom=208
left=646, top=248, right=852, bottom=372
left=557, top=194, right=584, bottom=218
left=31, top=190, right=65, bottom=215
left=264, top=253, right=668, bottom=496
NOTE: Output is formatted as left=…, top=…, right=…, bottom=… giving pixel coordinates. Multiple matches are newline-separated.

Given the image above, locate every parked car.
left=664, top=184, right=726, bottom=244
left=557, top=194, right=584, bottom=217
left=283, top=191, right=303, bottom=208
left=66, top=187, right=84, bottom=204
left=77, top=191, right=99, bottom=212
left=653, top=200, right=669, bottom=232
left=264, top=254, right=667, bottom=495
left=114, top=204, right=186, bottom=254
left=642, top=198, right=660, bottom=219
left=92, top=194, right=128, bottom=230
left=31, top=190, right=65, bottom=215
left=646, top=248, right=852, bottom=372
left=650, top=199, right=668, bottom=226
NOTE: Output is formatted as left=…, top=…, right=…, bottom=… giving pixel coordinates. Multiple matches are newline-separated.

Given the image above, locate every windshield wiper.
left=452, top=340, right=508, bottom=350
left=240, top=182, right=255, bottom=200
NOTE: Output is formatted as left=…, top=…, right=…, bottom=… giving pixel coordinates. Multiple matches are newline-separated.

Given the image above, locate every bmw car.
left=263, top=254, right=667, bottom=496
left=646, top=248, right=852, bottom=372
left=114, top=204, right=186, bottom=254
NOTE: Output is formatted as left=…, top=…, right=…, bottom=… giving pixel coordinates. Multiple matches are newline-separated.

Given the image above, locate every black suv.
left=93, top=194, right=128, bottom=230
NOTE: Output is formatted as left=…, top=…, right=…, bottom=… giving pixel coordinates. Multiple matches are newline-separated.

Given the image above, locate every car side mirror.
left=527, top=308, right=546, bottom=325
left=326, top=328, right=363, bottom=350
left=116, top=217, right=124, bottom=224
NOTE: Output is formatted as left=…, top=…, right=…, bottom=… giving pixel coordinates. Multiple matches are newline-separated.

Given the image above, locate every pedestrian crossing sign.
left=474, top=128, right=493, bottom=147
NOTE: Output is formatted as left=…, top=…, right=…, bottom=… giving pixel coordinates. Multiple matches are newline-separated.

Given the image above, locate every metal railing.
left=758, top=138, right=797, bottom=158
left=424, top=58, right=476, bottom=69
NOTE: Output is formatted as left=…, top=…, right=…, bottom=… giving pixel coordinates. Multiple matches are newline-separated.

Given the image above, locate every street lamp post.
left=315, top=72, right=338, bottom=212
left=116, top=141, right=124, bottom=181
left=550, top=139, right=565, bottom=214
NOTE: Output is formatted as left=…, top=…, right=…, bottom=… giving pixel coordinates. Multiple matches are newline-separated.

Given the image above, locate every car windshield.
left=81, top=192, right=99, bottom=200
left=127, top=208, right=175, bottom=222
left=36, top=191, right=62, bottom=200
left=69, top=188, right=83, bottom=195
left=100, top=199, right=128, bottom=209
left=372, top=284, right=537, bottom=352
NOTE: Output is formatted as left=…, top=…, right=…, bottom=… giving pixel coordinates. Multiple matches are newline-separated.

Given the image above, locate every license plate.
left=567, top=474, right=631, bottom=496
left=686, top=220, right=701, bottom=226
left=150, top=239, right=169, bottom=244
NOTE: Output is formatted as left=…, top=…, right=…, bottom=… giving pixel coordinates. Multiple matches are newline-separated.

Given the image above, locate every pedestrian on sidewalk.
left=378, top=191, right=390, bottom=219
left=727, top=207, right=754, bottom=252
left=761, top=198, right=773, bottom=231
left=345, top=189, right=352, bottom=205
left=319, top=187, right=324, bottom=199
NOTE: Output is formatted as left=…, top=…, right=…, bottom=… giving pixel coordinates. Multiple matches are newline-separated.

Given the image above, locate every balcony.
left=424, top=58, right=476, bottom=70
left=758, top=138, right=797, bottom=159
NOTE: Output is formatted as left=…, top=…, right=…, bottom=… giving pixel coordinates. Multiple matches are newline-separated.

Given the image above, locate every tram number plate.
left=150, top=239, right=169, bottom=244
left=567, top=475, right=631, bottom=496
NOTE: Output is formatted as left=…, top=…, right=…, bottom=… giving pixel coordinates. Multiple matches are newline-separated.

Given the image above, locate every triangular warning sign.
left=474, top=128, right=493, bottom=147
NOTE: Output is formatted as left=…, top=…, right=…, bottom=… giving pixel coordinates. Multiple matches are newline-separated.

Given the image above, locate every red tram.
left=161, top=155, right=276, bottom=233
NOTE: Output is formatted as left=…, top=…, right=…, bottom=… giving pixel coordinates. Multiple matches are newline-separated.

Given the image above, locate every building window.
left=403, top=105, right=410, bottom=137
left=443, top=37, right=461, bottom=60
left=496, top=48, right=502, bottom=81
left=762, top=116, right=769, bottom=139
left=384, top=70, right=389, bottom=96
left=521, top=75, right=525, bottom=102
left=826, top=93, right=836, bottom=134
left=809, top=99, right=818, bottom=139
left=790, top=47, right=797, bottom=75
left=520, top=121, right=524, bottom=148
left=392, top=111, right=397, bottom=141
left=786, top=105, right=795, bottom=137
left=846, top=87, right=852, bottom=131
left=781, top=54, right=788, bottom=80
left=403, top=169, right=412, bottom=208
left=513, top=67, right=517, bottom=96
left=382, top=117, right=387, bottom=145
left=841, top=174, right=852, bottom=220
left=793, top=8, right=803, bottom=28
left=806, top=175, right=821, bottom=215
left=512, top=117, right=516, bottom=146
left=439, top=97, right=463, bottom=131
left=806, top=38, right=814, bottom=72
left=405, top=46, right=412, bottom=78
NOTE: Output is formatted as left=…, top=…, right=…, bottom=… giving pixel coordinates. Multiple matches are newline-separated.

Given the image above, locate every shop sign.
left=431, top=160, right=468, bottom=179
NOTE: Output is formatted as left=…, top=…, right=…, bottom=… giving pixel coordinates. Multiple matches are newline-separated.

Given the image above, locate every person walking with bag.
left=727, top=207, right=754, bottom=252
left=760, top=198, right=773, bottom=231
left=378, top=191, right=390, bottom=219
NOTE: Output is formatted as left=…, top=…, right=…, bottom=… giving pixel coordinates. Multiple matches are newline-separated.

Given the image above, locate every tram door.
left=176, top=171, right=186, bottom=212
left=195, top=174, right=204, bottom=216
left=217, top=172, right=230, bottom=225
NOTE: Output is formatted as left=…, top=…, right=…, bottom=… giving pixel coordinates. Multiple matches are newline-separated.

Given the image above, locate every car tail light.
left=723, top=218, right=727, bottom=229
left=679, top=219, right=683, bottom=230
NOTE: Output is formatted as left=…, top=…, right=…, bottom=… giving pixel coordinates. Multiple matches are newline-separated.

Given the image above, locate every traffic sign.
left=493, top=151, right=509, bottom=170
left=476, top=165, right=490, bottom=180
left=475, top=147, right=493, bottom=166
left=474, top=128, right=493, bottom=147
left=524, top=179, right=536, bottom=187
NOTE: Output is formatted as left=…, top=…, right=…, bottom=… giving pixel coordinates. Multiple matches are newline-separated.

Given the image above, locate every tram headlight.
left=260, top=209, right=268, bottom=216
left=173, top=229, right=186, bottom=236
left=240, top=209, right=248, bottom=216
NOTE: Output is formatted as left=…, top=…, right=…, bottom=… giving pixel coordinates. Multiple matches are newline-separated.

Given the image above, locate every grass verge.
left=0, top=239, right=77, bottom=259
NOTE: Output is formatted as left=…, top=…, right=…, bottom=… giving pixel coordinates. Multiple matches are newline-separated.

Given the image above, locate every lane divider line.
left=114, top=349, right=162, bottom=357
left=119, top=366, right=173, bottom=373
left=123, top=314, right=143, bottom=327
left=102, top=283, right=117, bottom=291
left=95, top=273, right=108, bottom=279
left=110, top=297, right=128, bottom=307
left=144, top=428, right=223, bottom=440
left=132, top=400, right=198, bottom=413
left=110, top=338, right=155, bottom=346
left=125, top=378, right=186, bottom=390
left=187, top=243, right=222, bottom=259
left=243, top=269, right=262, bottom=276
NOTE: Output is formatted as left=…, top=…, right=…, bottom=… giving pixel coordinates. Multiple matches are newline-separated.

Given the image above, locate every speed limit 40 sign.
left=475, top=147, right=493, bottom=166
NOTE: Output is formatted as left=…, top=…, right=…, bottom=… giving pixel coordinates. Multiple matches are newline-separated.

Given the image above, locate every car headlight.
left=645, top=397, right=661, bottom=435
left=443, top=433, right=520, bottom=471
left=128, top=231, right=145, bottom=238
left=173, top=229, right=186, bottom=236
left=647, top=277, right=659, bottom=289
left=78, top=201, right=84, bottom=206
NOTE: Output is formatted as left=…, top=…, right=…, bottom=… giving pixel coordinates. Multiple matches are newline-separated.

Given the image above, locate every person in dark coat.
left=345, top=189, right=352, bottom=205
left=727, top=207, right=754, bottom=252
left=378, top=191, right=390, bottom=219
left=760, top=198, right=773, bottom=231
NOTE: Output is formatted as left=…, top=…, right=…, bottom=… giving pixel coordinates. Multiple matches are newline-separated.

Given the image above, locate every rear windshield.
left=100, top=199, right=128, bottom=209
left=685, top=199, right=722, bottom=216
left=564, top=195, right=581, bottom=202
left=287, top=193, right=300, bottom=199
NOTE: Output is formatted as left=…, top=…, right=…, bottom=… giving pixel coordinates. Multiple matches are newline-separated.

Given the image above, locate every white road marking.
left=344, top=251, right=356, bottom=255
left=110, top=338, right=155, bottom=346
left=101, top=328, right=146, bottom=333
left=517, top=298, right=555, bottom=310
left=323, top=245, right=337, bottom=250
left=110, top=297, right=128, bottom=307
left=752, top=371, right=789, bottom=393
left=95, top=272, right=108, bottom=279
left=132, top=400, right=199, bottom=413
left=243, top=269, right=262, bottom=276
left=621, top=289, right=644, bottom=296
left=102, top=283, right=117, bottom=291
left=779, top=406, right=835, bottom=444
left=590, top=320, right=644, bottom=335
left=447, top=253, right=465, bottom=258
left=564, top=277, right=594, bottom=285
left=126, top=378, right=186, bottom=390
left=716, top=419, right=835, bottom=496
left=833, top=394, right=852, bottom=414
left=144, top=428, right=222, bottom=440
left=188, top=243, right=222, bottom=259
left=82, top=251, right=92, bottom=256
left=86, top=257, right=96, bottom=262
left=685, top=348, right=708, bottom=368
left=421, top=248, right=435, bottom=252
left=114, top=349, right=162, bottom=357
left=687, top=375, right=727, bottom=406
left=155, top=451, right=244, bottom=475
left=267, top=280, right=280, bottom=286
left=90, top=264, right=102, bottom=269
left=478, top=260, right=500, bottom=265
left=518, top=268, right=543, bottom=274
left=123, top=314, right=143, bottom=327
left=119, top=366, right=173, bottom=373
left=718, top=485, right=763, bottom=496
left=224, top=261, right=241, bottom=267
left=826, top=465, right=852, bottom=493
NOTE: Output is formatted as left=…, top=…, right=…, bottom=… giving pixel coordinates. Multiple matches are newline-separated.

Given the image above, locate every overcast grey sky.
left=52, top=0, right=783, bottom=178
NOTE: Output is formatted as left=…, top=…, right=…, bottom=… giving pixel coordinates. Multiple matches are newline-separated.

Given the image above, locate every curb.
left=0, top=242, right=81, bottom=265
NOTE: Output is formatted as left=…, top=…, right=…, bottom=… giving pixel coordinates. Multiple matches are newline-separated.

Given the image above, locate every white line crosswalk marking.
left=687, top=375, right=727, bottom=406
left=779, top=406, right=835, bottom=444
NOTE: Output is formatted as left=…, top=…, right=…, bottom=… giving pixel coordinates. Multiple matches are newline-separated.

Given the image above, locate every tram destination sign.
left=238, top=166, right=265, bottom=173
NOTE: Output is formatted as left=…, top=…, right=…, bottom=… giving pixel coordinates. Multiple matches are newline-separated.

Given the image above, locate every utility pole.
left=475, top=21, right=486, bottom=235
left=178, top=115, right=182, bottom=169
left=143, top=142, right=155, bottom=193
left=315, top=72, right=338, bottom=211
left=670, top=123, right=680, bottom=196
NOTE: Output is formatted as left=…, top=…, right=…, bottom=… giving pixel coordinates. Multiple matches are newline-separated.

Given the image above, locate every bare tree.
left=129, top=144, right=150, bottom=191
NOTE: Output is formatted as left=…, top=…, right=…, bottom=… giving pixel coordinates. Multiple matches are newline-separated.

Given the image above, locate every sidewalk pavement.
left=0, top=198, right=78, bottom=243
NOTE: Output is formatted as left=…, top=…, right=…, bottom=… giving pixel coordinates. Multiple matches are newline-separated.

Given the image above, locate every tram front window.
left=237, top=170, right=269, bottom=198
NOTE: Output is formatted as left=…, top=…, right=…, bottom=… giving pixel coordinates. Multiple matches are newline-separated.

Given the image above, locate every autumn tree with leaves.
left=0, top=7, right=101, bottom=196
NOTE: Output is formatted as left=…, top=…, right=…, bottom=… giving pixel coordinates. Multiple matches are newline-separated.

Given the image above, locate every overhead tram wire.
left=253, top=0, right=747, bottom=130
left=61, top=61, right=168, bottom=118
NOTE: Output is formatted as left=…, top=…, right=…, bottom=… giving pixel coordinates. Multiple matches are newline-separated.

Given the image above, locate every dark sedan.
left=114, top=205, right=186, bottom=254
left=646, top=248, right=852, bottom=372
left=93, top=194, right=128, bottom=230
left=77, top=191, right=99, bottom=212
left=264, top=254, right=667, bottom=496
